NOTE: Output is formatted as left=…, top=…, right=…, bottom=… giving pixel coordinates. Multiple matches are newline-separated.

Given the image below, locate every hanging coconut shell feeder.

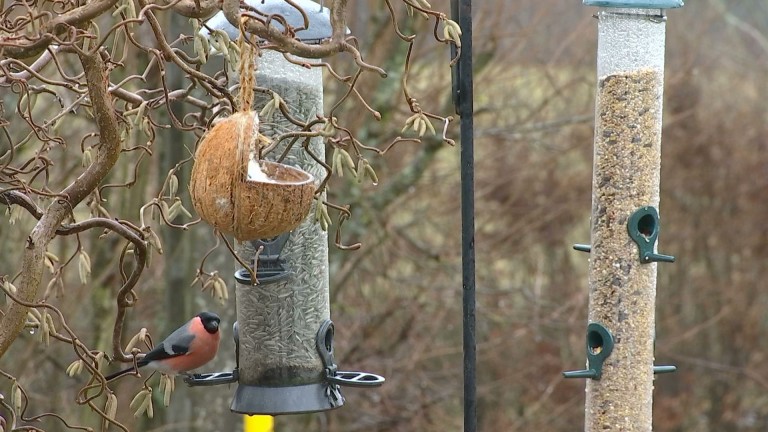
left=189, top=112, right=315, bottom=241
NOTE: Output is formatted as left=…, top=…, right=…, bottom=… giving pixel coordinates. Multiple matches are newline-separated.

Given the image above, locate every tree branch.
left=0, top=47, right=124, bottom=359
left=164, top=0, right=220, bottom=18
left=0, top=0, right=120, bottom=59
left=221, top=0, right=386, bottom=76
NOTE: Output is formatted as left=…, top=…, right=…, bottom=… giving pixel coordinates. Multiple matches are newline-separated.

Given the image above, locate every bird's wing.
left=141, top=327, right=196, bottom=363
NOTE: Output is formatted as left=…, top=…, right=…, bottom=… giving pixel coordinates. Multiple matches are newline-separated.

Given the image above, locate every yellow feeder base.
left=244, top=415, right=274, bottom=432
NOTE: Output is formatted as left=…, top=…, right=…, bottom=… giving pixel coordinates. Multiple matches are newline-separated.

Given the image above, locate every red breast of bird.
left=145, top=316, right=221, bottom=374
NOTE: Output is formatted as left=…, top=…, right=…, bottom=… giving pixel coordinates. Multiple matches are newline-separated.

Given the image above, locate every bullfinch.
left=105, top=312, right=221, bottom=381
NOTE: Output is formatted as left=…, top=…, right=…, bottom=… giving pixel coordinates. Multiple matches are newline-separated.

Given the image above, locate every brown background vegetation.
left=2, top=0, right=768, bottom=431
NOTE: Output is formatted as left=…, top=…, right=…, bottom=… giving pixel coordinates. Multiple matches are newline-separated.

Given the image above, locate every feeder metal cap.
left=201, top=0, right=350, bottom=44
left=584, top=0, right=683, bottom=8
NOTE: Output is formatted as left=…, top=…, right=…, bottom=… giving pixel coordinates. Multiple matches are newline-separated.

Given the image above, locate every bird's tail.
left=104, top=360, right=147, bottom=381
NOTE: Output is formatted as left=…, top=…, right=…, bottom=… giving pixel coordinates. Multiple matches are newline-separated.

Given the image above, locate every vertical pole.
left=585, top=8, right=668, bottom=432
left=452, top=0, right=476, bottom=431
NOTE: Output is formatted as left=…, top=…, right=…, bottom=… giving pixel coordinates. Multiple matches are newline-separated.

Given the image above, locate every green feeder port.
left=627, top=206, right=675, bottom=264
left=572, top=206, right=675, bottom=264
left=563, top=323, right=614, bottom=380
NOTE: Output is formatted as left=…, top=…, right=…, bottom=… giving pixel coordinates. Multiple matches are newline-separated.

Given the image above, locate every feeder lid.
left=584, top=0, right=683, bottom=8
left=201, top=0, right=350, bottom=44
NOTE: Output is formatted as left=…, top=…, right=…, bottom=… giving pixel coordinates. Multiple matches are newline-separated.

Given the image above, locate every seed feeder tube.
left=229, top=43, right=335, bottom=416
left=188, top=1, right=383, bottom=415
left=230, top=233, right=335, bottom=415
left=580, top=1, right=681, bottom=431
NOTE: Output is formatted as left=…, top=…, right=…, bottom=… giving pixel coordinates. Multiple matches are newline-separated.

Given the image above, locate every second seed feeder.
left=563, top=1, right=681, bottom=431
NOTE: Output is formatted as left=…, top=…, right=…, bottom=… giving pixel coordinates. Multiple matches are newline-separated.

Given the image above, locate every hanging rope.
left=237, top=16, right=257, bottom=112
left=235, top=16, right=260, bottom=179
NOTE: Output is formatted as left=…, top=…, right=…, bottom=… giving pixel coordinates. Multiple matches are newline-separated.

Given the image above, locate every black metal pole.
left=451, top=0, right=475, bottom=431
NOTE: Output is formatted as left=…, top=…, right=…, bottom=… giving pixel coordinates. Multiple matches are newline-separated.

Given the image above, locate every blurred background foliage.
left=3, top=0, right=768, bottom=431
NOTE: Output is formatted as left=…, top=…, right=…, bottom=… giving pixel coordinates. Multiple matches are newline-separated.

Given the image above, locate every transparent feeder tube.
left=235, top=50, right=329, bottom=388
left=587, top=9, right=666, bottom=432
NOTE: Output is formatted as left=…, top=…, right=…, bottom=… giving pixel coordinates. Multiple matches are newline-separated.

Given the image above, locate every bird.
left=105, top=312, right=221, bottom=381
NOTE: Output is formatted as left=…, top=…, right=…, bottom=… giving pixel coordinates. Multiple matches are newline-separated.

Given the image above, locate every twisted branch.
left=0, top=44, right=124, bottom=358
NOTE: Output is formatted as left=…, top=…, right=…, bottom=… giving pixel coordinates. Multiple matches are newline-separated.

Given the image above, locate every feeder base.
left=230, top=382, right=344, bottom=415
